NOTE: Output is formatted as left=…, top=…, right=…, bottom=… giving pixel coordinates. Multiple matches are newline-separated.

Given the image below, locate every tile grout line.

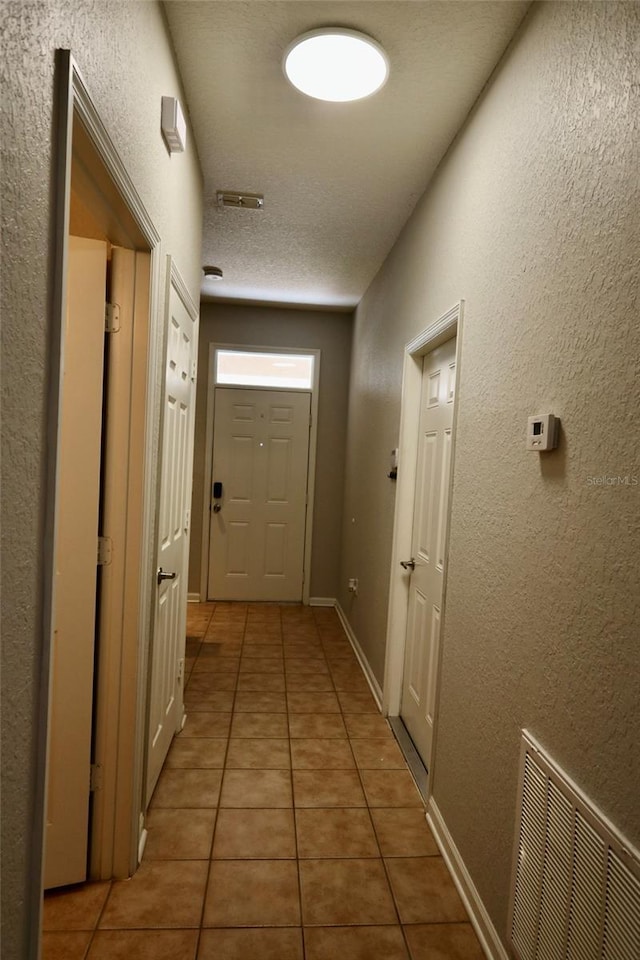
left=328, top=619, right=409, bottom=942
left=190, top=599, right=219, bottom=960
left=281, top=609, right=308, bottom=959
left=192, top=601, right=246, bottom=956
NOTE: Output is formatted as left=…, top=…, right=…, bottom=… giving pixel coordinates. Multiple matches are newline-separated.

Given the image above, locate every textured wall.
left=190, top=303, right=353, bottom=599
left=0, top=3, right=202, bottom=957
left=341, top=0, right=640, bottom=944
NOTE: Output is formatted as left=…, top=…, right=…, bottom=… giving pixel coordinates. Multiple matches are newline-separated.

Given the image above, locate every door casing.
left=199, top=343, right=321, bottom=605
left=382, top=302, right=464, bottom=793
left=35, top=51, right=164, bottom=951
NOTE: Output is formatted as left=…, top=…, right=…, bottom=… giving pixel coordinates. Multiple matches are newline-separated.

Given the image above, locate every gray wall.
left=339, top=0, right=639, bottom=945
left=1, top=3, right=203, bottom=956
left=190, top=302, right=353, bottom=600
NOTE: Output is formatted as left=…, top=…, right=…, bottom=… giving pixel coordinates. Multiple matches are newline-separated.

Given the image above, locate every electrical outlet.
left=348, top=578, right=358, bottom=595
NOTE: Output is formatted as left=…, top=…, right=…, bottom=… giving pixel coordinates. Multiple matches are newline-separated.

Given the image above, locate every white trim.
left=132, top=245, right=162, bottom=869
left=406, top=302, right=459, bottom=356
left=72, top=63, right=160, bottom=248
left=72, top=54, right=164, bottom=880
left=382, top=301, right=464, bottom=788
left=427, top=797, right=508, bottom=960
left=38, top=49, right=164, bottom=914
left=201, top=342, right=320, bottom=606
left=35, top=49, right=76, bottom=954
left=187, top=592, right=201, bottom=604
left=169, top=256, right=199, bottom=323
left=137, top=820, right=148, bottom=864
left=309, top=596, right=337, bottom=607
left=335, top=602, right=383, bottom=709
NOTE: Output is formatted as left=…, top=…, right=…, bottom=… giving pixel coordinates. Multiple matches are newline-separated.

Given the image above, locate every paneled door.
left=400, top=336, right=456, bottom=767
left=208, top=388, right=311, bottom=602
left=145, top=266, right=198, bottom=804
left=44, top=237, right=107, bottom=888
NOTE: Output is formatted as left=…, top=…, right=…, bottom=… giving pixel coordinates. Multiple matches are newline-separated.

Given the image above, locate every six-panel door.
left=400, top=337, right=456, bottom=768
left=208, top=388, right=311, bottom=602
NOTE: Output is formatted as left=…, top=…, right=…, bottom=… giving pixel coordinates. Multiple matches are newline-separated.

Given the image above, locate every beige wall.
left=0, top=3, right=203, bottom=956
left=340, top=0, right=639, bottom=945
left=190, top=302, right=353, bottom=599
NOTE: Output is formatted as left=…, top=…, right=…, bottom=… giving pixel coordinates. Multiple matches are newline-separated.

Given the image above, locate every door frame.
left=382, top=301, right=464, bottom=786
left=199, top=343, right=321, bottom=605
left=36, top=47, right=163, bottom=926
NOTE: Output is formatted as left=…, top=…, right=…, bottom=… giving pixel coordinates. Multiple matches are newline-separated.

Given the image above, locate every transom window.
left=214, top=349, right=314, bottom=390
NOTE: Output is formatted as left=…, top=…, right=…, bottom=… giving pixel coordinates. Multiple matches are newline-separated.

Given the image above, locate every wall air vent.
left=509, top=731, right=640, bottom=960
left=216, top=191, right=264, bottom=210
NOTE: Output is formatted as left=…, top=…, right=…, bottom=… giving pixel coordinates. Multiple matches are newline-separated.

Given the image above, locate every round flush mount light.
left=283, top=28, right=389, bottom=102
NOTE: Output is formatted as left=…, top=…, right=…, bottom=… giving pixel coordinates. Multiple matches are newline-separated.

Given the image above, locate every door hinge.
left=184, top=508, right=191, bottom=532
left=191, top=360, right=197, bottom=383
left=105, top=302, right=121, bottom=333
left=97, top=536, right=112, bottom=566
left=90, top=763, right=103, bottom=793
left=177, top=657, right=185, bottom=683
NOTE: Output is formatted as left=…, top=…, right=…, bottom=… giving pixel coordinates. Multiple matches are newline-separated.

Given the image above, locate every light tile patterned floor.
left=42, top=603, right=485, bottom=960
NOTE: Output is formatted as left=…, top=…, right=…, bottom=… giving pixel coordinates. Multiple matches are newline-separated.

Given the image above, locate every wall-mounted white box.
left=161, top=96, right=186, bottom=153
left=527, top=414, right=559, bottom=451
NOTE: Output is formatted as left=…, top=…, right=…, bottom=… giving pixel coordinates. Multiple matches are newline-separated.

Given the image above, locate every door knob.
left=213, top=502, right=222, bottom=513
left=157, top=567, right=177, bottom=585
left=400, top=558, right=416, bottom=571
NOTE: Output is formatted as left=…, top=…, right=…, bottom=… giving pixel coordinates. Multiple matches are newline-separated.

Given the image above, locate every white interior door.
left=208, top=388, right=311, bottom=602
left=400, top=336, right=456, bottom=768
left=145, top=270, right=197, bottom=804
left=44, top=237, right=107, bottom=889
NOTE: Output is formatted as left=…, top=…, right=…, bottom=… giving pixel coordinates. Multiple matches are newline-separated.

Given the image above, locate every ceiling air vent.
left=216, top=191, right=264, bottom=210
left=509, top=731, right=640, bottom=960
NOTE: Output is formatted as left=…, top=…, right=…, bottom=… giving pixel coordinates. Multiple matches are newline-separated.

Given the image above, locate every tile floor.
left=43, top=602, right=485, bottom=960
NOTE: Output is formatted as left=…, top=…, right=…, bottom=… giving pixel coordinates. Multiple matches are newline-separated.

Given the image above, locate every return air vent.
left=216, top=191, right=264, bottom=210
left=509, top=731, right=640, bottom=960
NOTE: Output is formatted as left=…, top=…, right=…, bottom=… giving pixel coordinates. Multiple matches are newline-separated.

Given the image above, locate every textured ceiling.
left=164, top=1, right=530, bottom=308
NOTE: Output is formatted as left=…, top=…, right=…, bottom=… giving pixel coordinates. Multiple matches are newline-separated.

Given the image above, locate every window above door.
left=214, top=349, right=315, bottom=390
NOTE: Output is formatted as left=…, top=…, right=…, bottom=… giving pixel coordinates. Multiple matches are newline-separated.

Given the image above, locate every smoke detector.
left=202, top=265, right=223, bottom=281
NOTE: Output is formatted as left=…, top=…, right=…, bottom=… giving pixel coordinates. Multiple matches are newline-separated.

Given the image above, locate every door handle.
left=213, top=502, right=222, bottom=513
left=400, top=558, right=416, bottom=571
left=157, top=567, right=177, bottom=585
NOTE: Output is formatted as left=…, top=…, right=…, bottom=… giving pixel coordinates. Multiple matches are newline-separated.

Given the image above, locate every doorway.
left=399, top=335, right=457, bottom=763
left=383, top=303, right=463, bottom=793
left=41, top=52, right=162, bottom=901
left=200, top=346, right=320, bottom=604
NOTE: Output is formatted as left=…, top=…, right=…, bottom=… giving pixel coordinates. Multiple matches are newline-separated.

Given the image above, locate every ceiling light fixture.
left=283, top=28, right=389, bottom=103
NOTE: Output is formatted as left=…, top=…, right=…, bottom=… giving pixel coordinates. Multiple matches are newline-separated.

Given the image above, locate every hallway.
left=43, top=602, right=484, bottom=960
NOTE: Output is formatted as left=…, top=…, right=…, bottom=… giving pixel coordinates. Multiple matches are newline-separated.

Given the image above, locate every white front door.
left=44, top=237, right=107, bottom=889
left=145, top=270, right=198, bottom=804
left=400, top=336, right=456, bottom=767
left=208, top=387, right=311, bottom=602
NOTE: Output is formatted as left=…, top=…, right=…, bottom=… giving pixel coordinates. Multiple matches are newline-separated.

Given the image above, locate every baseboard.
left=309, top=596, right=337, bottom=607
left=427, top=797, right=509, bottom=960
left=335, top=602, right=383, bottom=710
left=187, top=592, right=201, bottom=603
